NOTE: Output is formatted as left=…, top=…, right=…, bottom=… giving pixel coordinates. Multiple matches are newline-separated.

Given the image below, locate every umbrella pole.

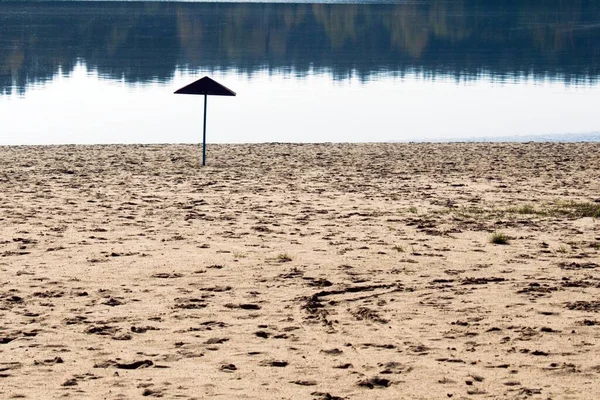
left=202, top=94, right=207, bottom=167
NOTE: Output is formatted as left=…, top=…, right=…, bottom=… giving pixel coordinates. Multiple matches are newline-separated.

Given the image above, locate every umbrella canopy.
left=174, top=76, right=236, bottom=167
left=175, top=76, right=236, bottom=96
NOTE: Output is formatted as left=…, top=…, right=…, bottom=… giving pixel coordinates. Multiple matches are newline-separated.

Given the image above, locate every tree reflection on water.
left=1, top=0, right=599, bottom=95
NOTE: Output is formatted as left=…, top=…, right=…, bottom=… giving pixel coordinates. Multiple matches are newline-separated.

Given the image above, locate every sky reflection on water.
left=1, top=63, right=599, bottom=145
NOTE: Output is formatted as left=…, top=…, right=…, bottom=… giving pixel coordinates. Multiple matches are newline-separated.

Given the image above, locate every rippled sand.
left=1, top=143, right=599, bottom=399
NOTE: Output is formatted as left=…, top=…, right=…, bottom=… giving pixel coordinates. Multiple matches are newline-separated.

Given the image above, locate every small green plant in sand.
left=392, top=244, right=405, bottom=253
left=407, top=206, right=418, bottom=214
left=454, top=206, right=489, bottom=219
left=556, top=245, right=569, bottom=254
left=276, top=253, right=293, bottom=263
left=515, top=204, right=536, bottom=214
left=489, top=232, right=509, bottom=245
left=233, top=251, right=247, bottom=259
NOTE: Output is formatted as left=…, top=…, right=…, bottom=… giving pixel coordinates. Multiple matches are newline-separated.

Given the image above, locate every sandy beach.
left=1, top=142, right=599, bottom=399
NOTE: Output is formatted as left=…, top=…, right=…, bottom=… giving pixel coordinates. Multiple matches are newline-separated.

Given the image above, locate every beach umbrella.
left=175, top=76, right=236, bottom=166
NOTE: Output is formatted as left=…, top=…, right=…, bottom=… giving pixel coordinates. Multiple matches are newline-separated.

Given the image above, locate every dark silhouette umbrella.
left=175, top=76, right=236, bottom=166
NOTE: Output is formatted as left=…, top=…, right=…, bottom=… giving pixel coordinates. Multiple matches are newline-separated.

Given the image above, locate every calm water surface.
left=1, top=0, right=600, bottom=144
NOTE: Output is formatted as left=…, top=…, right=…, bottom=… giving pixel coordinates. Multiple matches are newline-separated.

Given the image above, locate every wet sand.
left=1, top=143, right=599, bottom=399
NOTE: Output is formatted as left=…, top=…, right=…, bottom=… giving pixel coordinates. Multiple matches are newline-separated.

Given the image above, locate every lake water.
left=1, top=0, right=600, bottom=144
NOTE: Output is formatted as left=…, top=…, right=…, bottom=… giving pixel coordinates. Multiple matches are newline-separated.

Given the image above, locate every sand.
left=0, top=142, right=599, bottom=399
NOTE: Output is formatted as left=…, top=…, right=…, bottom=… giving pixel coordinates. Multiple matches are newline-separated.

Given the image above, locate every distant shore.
left=399, top=132, right=600, bottom=143
left=1, top=143, right=599, bottom=399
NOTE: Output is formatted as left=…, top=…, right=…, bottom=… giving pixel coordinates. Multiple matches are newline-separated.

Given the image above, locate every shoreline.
left=1, top=142, right=599, bottom=399
left=2, top=132, right=600, bottom=147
